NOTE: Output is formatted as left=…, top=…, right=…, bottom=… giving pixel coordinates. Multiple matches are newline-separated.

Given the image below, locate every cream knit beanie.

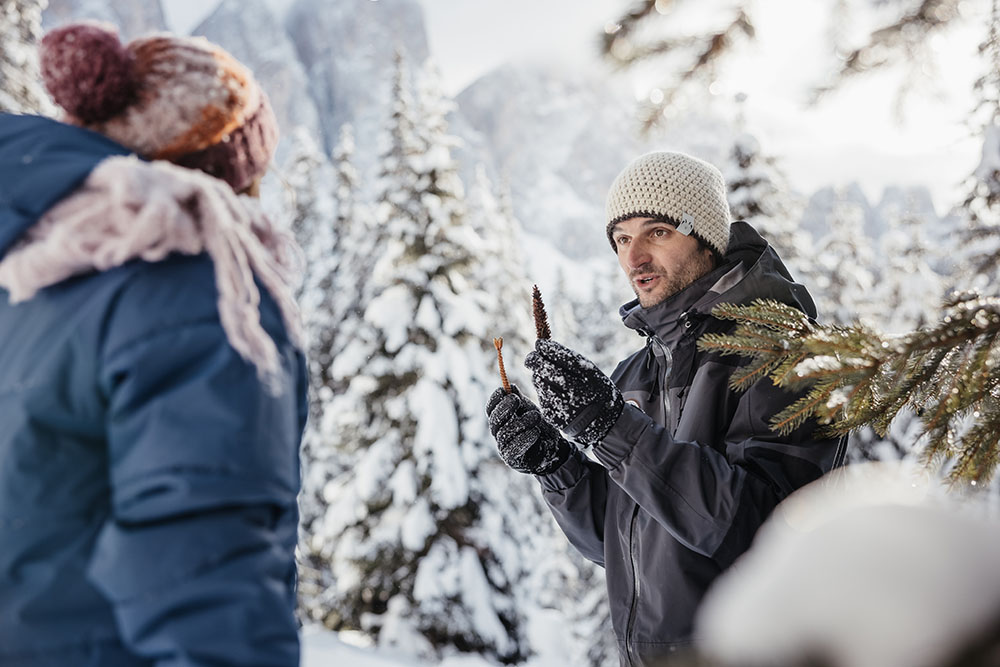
left=606, top=151, right=732, bottom=256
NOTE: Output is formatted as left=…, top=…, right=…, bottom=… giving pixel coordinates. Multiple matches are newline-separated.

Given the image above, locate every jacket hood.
left=621, top=220, right=816, bottom=337
left=0, top=113, right=131, bottom=259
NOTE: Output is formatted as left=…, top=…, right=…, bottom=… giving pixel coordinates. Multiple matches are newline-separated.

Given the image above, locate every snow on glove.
left=524, top=339, right=624, bottom=447
left=486, top=385, right=571, bottom=475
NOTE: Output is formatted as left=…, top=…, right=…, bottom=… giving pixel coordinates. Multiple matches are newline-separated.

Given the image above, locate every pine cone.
left=532, top=285, right=551, bottom=340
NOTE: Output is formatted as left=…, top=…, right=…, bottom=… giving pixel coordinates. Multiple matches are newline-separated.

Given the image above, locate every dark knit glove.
left=524, top=339, right=624, bottom=447
left=486, top=385, right=571, bottom=475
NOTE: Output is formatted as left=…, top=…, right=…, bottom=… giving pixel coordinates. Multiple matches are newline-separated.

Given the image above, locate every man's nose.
left=626, top=238, right=652, bottom=269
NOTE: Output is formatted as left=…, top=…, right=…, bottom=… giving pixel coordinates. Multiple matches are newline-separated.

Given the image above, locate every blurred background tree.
left=0, top=0, right=53, bottom=114
left=601, top=0, right=974, bottom=132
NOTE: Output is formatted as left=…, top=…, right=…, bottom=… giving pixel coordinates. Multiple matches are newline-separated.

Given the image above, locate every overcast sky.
left=163, top=0, right=985, bottom=213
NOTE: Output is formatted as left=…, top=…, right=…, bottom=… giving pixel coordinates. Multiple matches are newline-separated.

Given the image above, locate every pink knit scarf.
left=0, top=155, right=304, bottom=391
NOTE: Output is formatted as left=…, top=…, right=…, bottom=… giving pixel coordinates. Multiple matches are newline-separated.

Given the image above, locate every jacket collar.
left=0, top=113, right=131, bottom=259
left=620, top=260, right=737, bottom=347
left=620, top=221, right=816, bottom=344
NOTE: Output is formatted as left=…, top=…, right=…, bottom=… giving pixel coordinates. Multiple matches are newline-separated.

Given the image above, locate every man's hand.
left=486, top=385, right=571, bottom=475
left=525, top=339, right=624, bottom=447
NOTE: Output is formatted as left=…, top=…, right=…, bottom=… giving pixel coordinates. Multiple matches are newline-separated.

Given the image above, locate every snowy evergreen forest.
left=3, top=0, right=1000, bottom=665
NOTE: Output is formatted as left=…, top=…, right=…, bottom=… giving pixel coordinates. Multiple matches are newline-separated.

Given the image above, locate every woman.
left=0, top=22, right=308, bottom=666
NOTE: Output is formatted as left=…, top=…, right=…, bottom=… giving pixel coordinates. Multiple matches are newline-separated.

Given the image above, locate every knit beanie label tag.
left=678, top=213, right=695, bottom=236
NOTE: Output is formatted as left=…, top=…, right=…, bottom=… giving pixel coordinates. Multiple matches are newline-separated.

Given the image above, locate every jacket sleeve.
left=88, top=264, right=308, bottom=667
left=589, top=372, right=845, bottom=565
left=535, top=450, right=610, bottom=567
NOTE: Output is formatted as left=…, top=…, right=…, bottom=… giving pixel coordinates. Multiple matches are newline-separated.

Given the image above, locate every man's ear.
left=703, top=244, right=719, bottom=268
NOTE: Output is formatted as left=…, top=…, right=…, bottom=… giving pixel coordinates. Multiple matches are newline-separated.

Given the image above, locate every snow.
left=409, top=378, right=467, bottom=510
left=413, top=539, right=459, bottom=603
left=388, top=458, right=418, bottom=506
left=303, top=626, right=421, bottom=667
left=459, top=546, right=515, bottom=656
left=401, top=497, right=436, bottom=551
left=355, top=435, right=398, bottom=499
left=329, top=337, right=370, bottom=380
left=302, top=606, right=594, bottom=667
left=366, top=284, right=415, bottom=354
left=793, top=355, right=845, bottom=376
left=415, top=294, right=441, bottom=332
left=303, top=619, right=575, bottom=667
left=521, top=608, right=576, bottom=667
left=824, top=387, right=850, bottom=409
left=975, top=123, right=1000, bottom=189
left=697, top=462, right=1000, bottom=667
left=436, top=279, right=488, bottom=338
left=376, top=596, right=437, bottom=661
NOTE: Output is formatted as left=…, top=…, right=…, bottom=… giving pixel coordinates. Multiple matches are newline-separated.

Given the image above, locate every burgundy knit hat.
left=40, top=22, right=278, bottom=193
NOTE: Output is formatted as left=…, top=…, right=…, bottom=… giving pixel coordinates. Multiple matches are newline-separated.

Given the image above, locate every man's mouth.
left=634, top=274, right=660, bottom=289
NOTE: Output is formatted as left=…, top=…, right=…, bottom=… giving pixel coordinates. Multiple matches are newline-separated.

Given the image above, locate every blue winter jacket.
left=0, top=113, right=308, bottom=666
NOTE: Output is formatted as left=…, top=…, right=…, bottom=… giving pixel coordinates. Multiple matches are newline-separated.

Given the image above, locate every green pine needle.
left=697, top=295, right=1000, bottom=485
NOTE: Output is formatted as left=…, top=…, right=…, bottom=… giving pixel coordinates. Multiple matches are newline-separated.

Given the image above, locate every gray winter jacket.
left=537, top=221, right=846, bottom=667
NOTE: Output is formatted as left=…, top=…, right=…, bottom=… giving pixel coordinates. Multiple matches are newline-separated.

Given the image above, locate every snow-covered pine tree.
left=835, top=195, right=946, bottom=467
left=466, top=165, right=534, bottom=385
left=812, top=191, right=878, bottom=325
left=284, top=127, right=332, bottom=262
left=568, top=260, right=639, bottom=374
left=723, top=103, right=814, bottom=284
left=299, top=53, right=540, bottom=664
left=961, top=123, right=1000, bottom=287
left=528, top=527, right=617, bottom=667
left=282, top=125, right=337, bottom=430
left=300, top=124, right=365, bottom=396
left=958, top=0, right=1000, bottom=288
left=875, top=195, right=947, bottom=333
left=467, top=167, right=622, bottom=667
left=295, top=124, right=365, bottom=618
left=547, top=268, right=582, bottom=350
left=0, top=0, right=52, bottom=114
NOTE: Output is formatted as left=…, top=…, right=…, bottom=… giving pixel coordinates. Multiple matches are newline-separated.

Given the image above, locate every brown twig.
left=494, top=337, right=511, bottom=393
left=532, top=285, right=551, bottom=340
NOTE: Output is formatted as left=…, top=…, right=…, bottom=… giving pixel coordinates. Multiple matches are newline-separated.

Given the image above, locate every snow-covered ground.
left=303, top=626, right=428, bottom=667
left=303, top=606, right=577, bottom=667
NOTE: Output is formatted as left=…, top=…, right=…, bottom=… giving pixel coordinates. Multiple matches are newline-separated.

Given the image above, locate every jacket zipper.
left=649, top=334, right=673, bottom=430
left=625, top=504, right=640, bottom=667
left=626, top=328, right=678, bottom=664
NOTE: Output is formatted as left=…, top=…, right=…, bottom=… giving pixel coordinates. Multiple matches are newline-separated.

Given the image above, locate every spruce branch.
left=710, top=299, right=814, bottom=335
left=770, top=379, right=842, bottom=434
left=727, top=354, right=786, bottom=393
left=697, top=296, right=1000, bottom=485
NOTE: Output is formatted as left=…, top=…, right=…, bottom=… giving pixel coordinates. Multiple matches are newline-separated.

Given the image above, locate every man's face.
left=611, top=217, right=715, bottom=308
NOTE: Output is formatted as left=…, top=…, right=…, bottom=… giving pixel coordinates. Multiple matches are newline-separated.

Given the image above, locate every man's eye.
left=615, top=236, right=629, bottom=246
left=653, top=228, right=669, bottom=238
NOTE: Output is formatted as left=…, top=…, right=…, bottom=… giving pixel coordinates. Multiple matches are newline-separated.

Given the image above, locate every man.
left=486, top=151, right=846, bottom=667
